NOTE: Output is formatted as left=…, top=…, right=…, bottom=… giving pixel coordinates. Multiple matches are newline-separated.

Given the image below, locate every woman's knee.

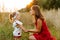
left=29, top=36, right=36, bottom=40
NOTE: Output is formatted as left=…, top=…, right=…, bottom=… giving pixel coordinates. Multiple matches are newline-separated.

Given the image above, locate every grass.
left=0, top=9, right=60, bottom=40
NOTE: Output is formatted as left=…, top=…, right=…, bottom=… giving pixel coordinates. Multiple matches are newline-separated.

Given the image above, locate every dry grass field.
left=0, top=9, right=60, bottom=40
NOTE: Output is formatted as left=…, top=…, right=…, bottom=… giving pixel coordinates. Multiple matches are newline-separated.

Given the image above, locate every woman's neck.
left=32, top=15, right=36, bottom=23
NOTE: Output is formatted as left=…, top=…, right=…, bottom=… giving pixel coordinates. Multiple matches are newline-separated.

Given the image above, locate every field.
left=0, top=9, right=60, bottom=40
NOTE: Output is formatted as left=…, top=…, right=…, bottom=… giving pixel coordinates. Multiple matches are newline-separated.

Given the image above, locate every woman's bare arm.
left=28, top=19, right=42, bottom=33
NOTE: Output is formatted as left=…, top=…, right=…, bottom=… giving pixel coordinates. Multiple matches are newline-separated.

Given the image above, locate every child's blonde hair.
left=9, top=12, right=16, bottom=23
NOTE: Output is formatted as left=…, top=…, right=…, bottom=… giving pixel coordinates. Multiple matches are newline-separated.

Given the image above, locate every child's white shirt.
left=13, top=20, right=23, bottom=36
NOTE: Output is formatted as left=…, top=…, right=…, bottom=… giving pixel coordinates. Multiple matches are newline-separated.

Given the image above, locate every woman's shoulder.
left=37, top=19, right=42, bottom=22
left=37, top=19, right=42, bottom=24
left=37, top=18, right=46, bottom=23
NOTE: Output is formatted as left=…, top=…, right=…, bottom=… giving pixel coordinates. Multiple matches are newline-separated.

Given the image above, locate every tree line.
left=33, top=0, right=60, bottom=10
left=19, top=0, right=60, bottom=12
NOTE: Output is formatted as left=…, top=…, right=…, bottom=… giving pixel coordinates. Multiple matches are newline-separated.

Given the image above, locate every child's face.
left=16, top=14, right=20, bottom=20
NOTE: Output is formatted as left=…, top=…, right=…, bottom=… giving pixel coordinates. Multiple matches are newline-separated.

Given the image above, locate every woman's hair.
left=31, top=5, right=44, bottom=21
left=9, top=12, right=16, bottom=22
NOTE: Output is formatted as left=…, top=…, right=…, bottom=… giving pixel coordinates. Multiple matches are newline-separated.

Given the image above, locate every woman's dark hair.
left=31, top=5, right=44, bottom=21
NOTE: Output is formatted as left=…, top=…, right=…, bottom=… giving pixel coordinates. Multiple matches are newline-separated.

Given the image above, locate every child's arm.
left=16, top=20, right=28, bottom=32
left=17, top=24, right=27, bottom=32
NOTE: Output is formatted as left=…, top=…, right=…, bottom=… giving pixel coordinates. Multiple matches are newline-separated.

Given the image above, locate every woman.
left=28, top=5, right=56, bottom=40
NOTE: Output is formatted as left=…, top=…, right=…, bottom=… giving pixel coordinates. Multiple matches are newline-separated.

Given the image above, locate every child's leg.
left=17, top=38, right=20, bottom=40
left=14, top=38, right=20, bottom=40
left=14, top=36, right=21, bottom=40
left=14, top=38, right=17, bottom=40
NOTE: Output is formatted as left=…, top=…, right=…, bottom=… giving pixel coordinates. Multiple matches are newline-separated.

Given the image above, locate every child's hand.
left=24, top=29, right=28, bottom=32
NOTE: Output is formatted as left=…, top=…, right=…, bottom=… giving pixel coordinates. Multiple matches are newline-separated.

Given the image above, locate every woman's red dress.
left=33, top=20, right=56, bottom=40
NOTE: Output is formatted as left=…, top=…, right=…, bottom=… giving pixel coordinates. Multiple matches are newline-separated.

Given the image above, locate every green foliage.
left=32, top=0, right=60, bottom=10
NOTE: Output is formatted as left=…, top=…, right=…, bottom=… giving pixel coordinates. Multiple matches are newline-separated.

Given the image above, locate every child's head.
left=16, top=12, right=20, bottom=20
left=9, top=11, right=20, bottom=22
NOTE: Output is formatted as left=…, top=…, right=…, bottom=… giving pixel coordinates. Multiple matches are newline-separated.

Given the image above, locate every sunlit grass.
left=0, top=9, right=60, bottom=40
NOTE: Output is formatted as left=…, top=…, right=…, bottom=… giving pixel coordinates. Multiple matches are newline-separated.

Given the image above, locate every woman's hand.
left=29, top=33, right=33, bottom=36
left=24, top=29, right=28, bottom=32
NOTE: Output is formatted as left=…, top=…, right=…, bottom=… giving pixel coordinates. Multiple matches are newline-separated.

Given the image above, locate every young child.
left=9, top=11, right=27, bottom=40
